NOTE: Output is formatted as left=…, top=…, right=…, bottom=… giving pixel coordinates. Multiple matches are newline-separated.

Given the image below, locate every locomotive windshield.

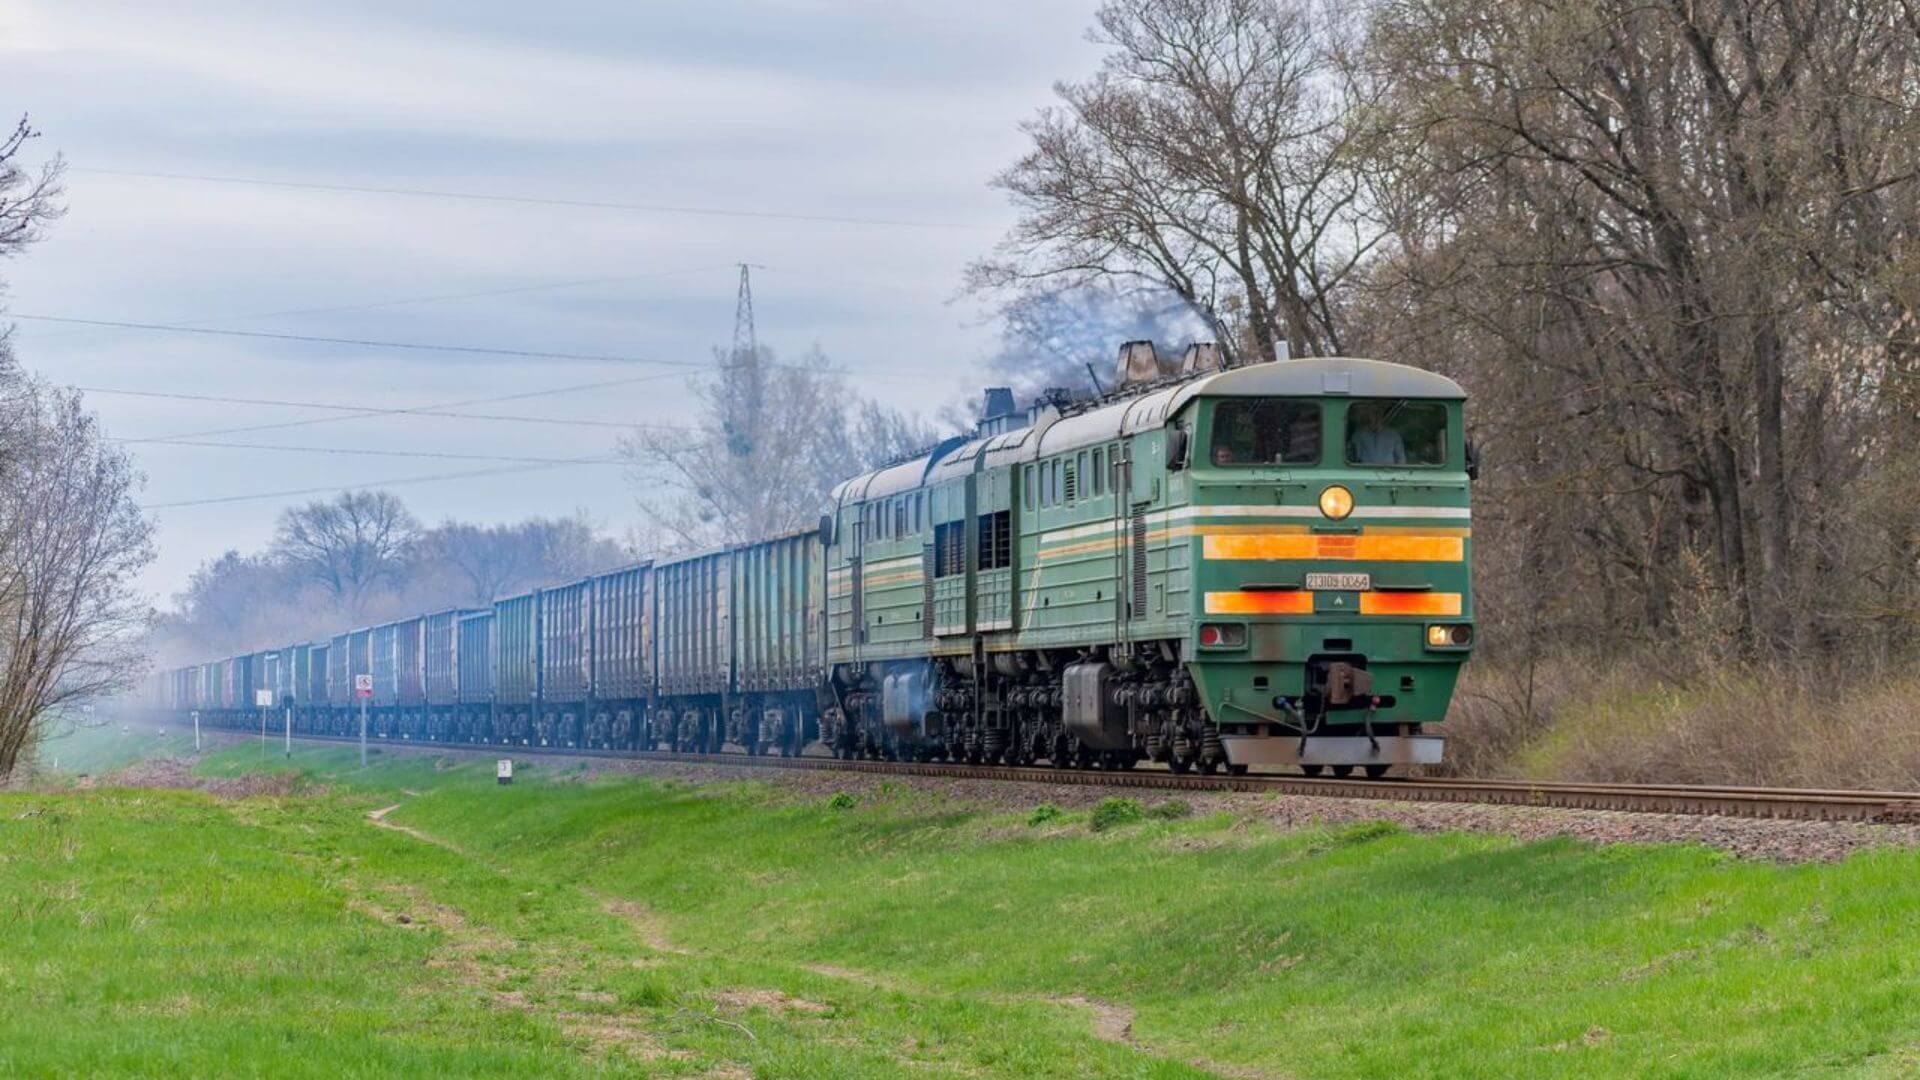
left=1209, top=399, right=1320, bottom=466
left=1345, top=399, right=1447, bottom=466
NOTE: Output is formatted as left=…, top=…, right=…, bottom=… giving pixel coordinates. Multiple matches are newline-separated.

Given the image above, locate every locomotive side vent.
left=922, top=544, right=935, bottom=638
left=1130, top=505, right=1149, bottom=618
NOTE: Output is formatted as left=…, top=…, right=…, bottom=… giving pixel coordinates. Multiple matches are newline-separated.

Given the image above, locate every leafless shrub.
left=0, top=362, right=155, bottom=779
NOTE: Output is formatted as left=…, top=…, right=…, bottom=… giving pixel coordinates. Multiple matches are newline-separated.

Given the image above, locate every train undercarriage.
left=827, top=645, right=1247, bottom=776
left=822, top=644, right=1437, bottom=778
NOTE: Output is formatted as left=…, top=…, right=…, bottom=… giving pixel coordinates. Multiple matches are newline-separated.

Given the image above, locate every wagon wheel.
left=1330, top=764, right=1354, bottom=778
left=1300, top=764, right=1325, bottom=777
left=1226, top=763, right=1249, bottom=776
left=1364, top=764, right=1391, bottom=779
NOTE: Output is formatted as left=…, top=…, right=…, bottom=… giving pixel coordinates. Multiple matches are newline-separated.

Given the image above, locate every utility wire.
left=17, top=314, right=708, bottom=368
left=72, top=166, right=989, bottom=231
left=141, top=458, right=625, bottom=510
left=81, top=382, right=696, bottom=437
left=101, top=371, right=682, bottom=442
left=14, top=313, right=911, bottom=381
left=25, top=264, right=739, bottom=343
left=116, top=439, right=627, bottom=466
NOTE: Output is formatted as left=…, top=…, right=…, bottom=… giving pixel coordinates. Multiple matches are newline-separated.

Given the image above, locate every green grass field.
left=5, top=744, right=1920, bottom=1078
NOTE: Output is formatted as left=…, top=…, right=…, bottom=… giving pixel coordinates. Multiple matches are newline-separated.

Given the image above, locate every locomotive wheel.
left=1364, top=764, right=1391, bottom=779
left=1331, top=764, right=1354, bottom=778
left=1168, top=755, right=1192, bottom=775
left=1301, top=764, right=1325, bottom=777
left=1226, top=763, right=1249, bottom=776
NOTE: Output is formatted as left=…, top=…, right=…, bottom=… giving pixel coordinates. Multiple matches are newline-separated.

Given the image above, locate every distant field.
left=5, top=746, right=1920, bottom=1077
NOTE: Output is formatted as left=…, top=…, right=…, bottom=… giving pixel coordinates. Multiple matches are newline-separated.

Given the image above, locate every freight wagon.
left=455, top=610, right=494, bottom=742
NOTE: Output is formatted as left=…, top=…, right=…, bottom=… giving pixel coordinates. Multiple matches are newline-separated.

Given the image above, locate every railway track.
left=252, top=730, right=1920, bottom=824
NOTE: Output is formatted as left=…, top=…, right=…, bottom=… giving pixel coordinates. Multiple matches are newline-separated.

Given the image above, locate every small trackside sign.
left=354, top=674, right=373, bottom=698
left=497, top=759, right=514, bottom=785
left=255, top=689, right=274, bottom=708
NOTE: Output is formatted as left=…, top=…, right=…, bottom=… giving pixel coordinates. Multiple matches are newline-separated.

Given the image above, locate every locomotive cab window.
left=1209, top=399, right=1321, bottom=466
left=1345, top=399, right=1447, bottom=467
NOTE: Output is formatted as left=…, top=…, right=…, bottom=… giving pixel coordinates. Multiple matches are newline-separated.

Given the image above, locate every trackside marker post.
left=356, top=674, right=373, bottom=767
left=256, top=689, right=273, bottom=756
left=497, top=759, right=513, bottom=785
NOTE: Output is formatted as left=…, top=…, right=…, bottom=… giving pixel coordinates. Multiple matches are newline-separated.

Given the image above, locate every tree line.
left=155, top=495, right=631, bottom=666
left=973, top=0, right=1920, bottom=665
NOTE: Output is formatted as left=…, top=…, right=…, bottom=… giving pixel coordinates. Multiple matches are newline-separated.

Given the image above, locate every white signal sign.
left=255, top=689, right=274, bottom=708
left=354, top=674, right=373, bottom=698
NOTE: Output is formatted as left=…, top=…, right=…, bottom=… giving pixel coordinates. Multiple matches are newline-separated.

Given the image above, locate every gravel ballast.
left=120, top=736, right=1920, bottom=863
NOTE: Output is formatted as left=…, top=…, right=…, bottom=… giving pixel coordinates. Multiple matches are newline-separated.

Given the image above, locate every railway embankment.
left=9, top=733, right=1920, bottom=1077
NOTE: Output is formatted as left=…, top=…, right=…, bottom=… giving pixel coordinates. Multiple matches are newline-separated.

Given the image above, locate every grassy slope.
left=28, top=720, right=206, bottom=776
left=4, top=748, right=1919, bottom=1078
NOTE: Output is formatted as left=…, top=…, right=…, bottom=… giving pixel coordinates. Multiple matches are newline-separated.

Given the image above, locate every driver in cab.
left=1348, top=403, right=1407, bottom=465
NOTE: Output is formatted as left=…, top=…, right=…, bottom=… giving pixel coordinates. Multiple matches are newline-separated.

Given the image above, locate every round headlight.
left=1318, top=484, right=1354, bottom=520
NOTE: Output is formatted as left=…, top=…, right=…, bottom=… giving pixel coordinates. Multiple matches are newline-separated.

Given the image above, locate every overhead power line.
left=72, top=166, right=989, bottom=231
left=141, top=458, right=625, bottom=510
left=80, top=383, right=696, bottom=437
left=126, top=371, right=689, bottom=444
left=16, top=313, right=912, bottom=382
left=17, top=314, right=708, bottom=368
left=25, top=264, right=740, bottom=343
left=117, top=439, right=626, bottom=466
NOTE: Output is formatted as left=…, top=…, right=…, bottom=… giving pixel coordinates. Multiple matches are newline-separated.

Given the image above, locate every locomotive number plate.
left=1305, top=572, right=1370, bottom=592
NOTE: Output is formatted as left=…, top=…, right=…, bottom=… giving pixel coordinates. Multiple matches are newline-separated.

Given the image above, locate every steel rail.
left=242, top=730, right=1920, bottom=824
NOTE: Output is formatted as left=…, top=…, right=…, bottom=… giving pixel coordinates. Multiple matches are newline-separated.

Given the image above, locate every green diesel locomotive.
left=823, top=350, right=1473, bottom=776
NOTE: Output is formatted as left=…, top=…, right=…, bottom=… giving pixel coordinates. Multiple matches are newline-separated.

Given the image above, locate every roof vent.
left=975, top=385, right=1032, bottom=437
left=981, top=386, right=1016, bottom=420
left=1179, top=342, right=1224, bottom=375
left=1116, top=340, right=1165, bottom=385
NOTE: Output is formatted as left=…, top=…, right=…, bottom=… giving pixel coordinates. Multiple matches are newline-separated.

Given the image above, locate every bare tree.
left=0, top=115, right=62, bottom=259
left=272, top=491, right=419, bottom=617
left=0, top=362, right=154, bottom=779
left=970, top=0, right=1377, bottom=362
left=157, top=550, right=317, bottom=663
left=1361, top=0, right=1920, bottom=656
left=426, top=514, right=628, bottom=606
left=622, top=346, right=941, bottom=551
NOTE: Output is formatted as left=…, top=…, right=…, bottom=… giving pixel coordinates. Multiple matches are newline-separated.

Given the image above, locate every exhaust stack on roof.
left=1116, top=340, right=1165, bottom=385
left=1179, top=342, right=1224, bottom=375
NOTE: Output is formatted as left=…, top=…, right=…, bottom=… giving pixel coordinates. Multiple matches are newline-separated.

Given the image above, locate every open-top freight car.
left=296, top=640, right=329, bottom=734
left=588, top=563, right=652, bottom=750
left=455, top=610, right=494, bottom=742
left=162, top=349, right=1474, bottom=777
left=493, top=591, right=541, bottom=746
left=725, top=530, right=824, bottom=755
left=540, top=579, right=592, bottom=749
left=424, top=608, right=484, bottom=741
left=368, top=616, right=426, bottom=740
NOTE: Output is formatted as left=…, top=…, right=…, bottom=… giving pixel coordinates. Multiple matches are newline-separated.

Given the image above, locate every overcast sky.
left=0, top=0, right=1105, bottom=602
